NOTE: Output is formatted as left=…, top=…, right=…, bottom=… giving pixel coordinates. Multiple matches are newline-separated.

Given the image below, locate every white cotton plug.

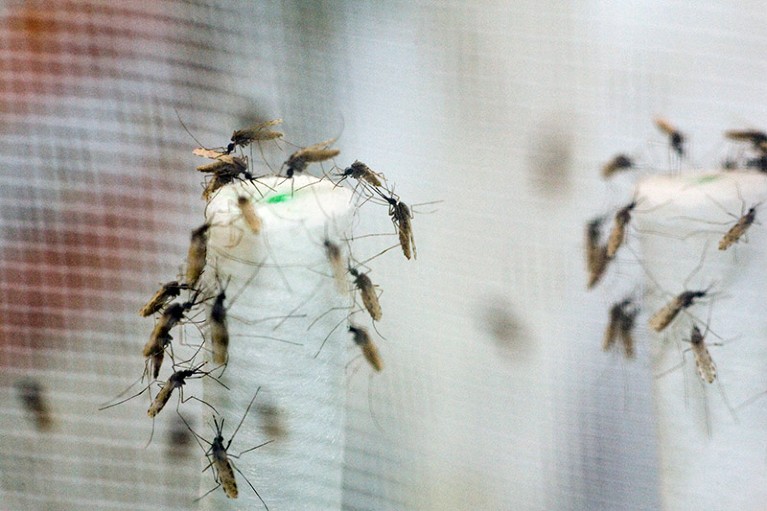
left=198, top=176, right=354, bottom=510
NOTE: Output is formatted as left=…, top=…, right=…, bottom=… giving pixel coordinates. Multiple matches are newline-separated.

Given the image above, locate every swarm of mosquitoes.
left=92, top=117, right=422, bottom=507
left=587, top=118, right=766, bottom=389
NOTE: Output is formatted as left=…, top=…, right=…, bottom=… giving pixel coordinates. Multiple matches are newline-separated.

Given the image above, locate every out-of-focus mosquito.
left=166, top=415, right=195, bottom=459
left=227, top=119, right=284, bottom=154
left=15, top=378, right=53, bottom=431
left=605, top=192, right=670, bottom=259
left=283, top=138, right=340, bottom=178
left=606, top=200, right=637, bottom=258
left=186, top=223, right=211, bottom=288
left=654, top=117, right=686, bottom=158
left=602, top=153, right=634, bottom=179
left=585, top=215, right=610, bottom=289
left=602, top=298, right=639, bottom=359
left=324, top=238, right=348, bottom=295
left=209, top=275, right=232, bottom=365
left=237, top=195, right=263, bottom=235
left=348, top=324, right=383, bottom=372
left=724, top=129, right=767, bottom=152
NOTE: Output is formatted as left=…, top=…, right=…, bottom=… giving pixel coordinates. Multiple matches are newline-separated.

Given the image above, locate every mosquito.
left=148, top=334, right=172, bottom=381
left=719, top=205, right=757, bottom=250
left=585, top=215, right=610, bottom=289
left=139, top=280, right=190, bottom=317
left=655, top=315, right=738, bottom=434
left=605, top=192, right=669, bottom=259
left=203, top=263, right=300, bottom=365
left=649, top=287, right=711, bottom=333
left=337, top=160, right=384, bottom=188
left=606, top=199, right=637, bottom=258
left=226, top=118, right=284, bottom=154
left=617, top=301, right=639, bottom=359
left=99, top=363, right=223, bottom=417
left=202, top=172, right=235, bottom=201
left=685, top=324, right=718, bottom=384
left=209, top=275, right=231, bottom=365
left=307, top=256, right=385, bottom=360
left=194, top=148, right=251, bottom=178
left=369, top=186, right=416, bottom=260
left=147, top=363, right=226, bottom=418
left=602, top=154, right=634, bottom=179
left=144, top=313, right=178, bottom=360
left=655, top=307, right=722, bottom=384
left=724, top=129, right=767, bottom=151
left=348, top=324, right=383, bottom=372
left=349, top=267, right=382, bottom=321
left=654, top=117, right=686, bottom=158
left=183, top=389, right=273, bottom=506
left=324, top=238, right=348, bottom=295
left=194, top=147, right=265, bottom=199
left=603, top=298, right=638, bottom=359
left=212, top=192, right=265, bottom=249
left=284, top=138, right=340, bottom=178
left=603, top=299, right=626, bottom=352
left=237, top=195, right=262, bottom=235
left=186, top=223, right=211, bottom=287
left=700, top=184, right=761, bottom=250
left=175, top=109, right=260, bottom=198
left=143, top=290, right=206, bottom=378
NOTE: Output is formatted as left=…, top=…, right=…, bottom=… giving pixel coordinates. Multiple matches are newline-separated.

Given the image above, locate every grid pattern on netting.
left=0, top=2, right=268, bottom=509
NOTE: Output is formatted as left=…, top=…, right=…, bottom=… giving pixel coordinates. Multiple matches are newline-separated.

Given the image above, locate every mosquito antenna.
left=175, top=107, right=209, bottom=149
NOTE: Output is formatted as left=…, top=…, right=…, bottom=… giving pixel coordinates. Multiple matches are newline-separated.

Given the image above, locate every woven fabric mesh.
left=0, top=2, right=269, bottom=509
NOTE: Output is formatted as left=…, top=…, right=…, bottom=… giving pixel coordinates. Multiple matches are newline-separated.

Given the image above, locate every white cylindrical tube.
left=635, top=171, right=767, bottom=511
left=199, top=176, right=353, bottom=510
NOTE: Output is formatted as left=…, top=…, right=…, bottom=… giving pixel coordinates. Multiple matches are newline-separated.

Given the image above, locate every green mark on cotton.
left=694, top=174, right=721, bottom=185
left=266, top=193, right=292, bottom=204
